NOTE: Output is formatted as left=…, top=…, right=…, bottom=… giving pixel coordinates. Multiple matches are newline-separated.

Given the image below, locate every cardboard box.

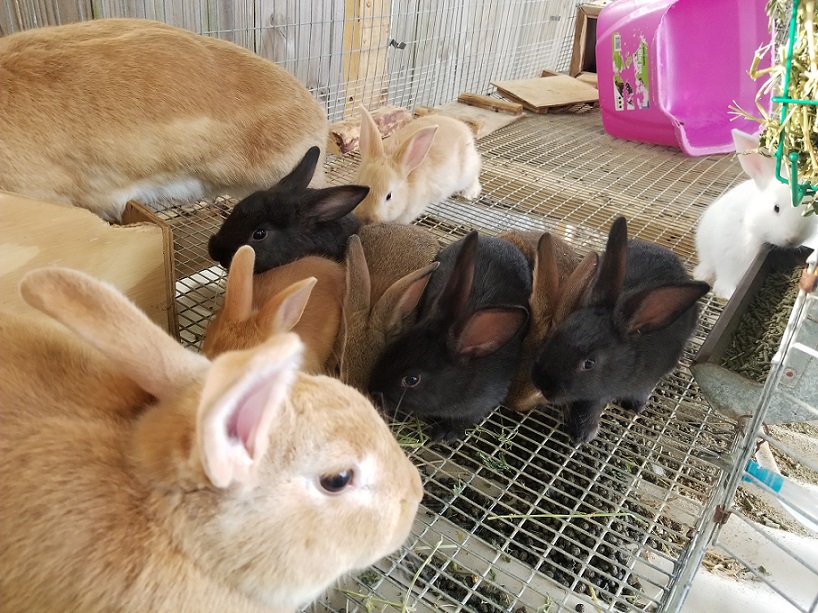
left=0, top=191, right=178, bottom=338
left=569, top=2, right=611, bottom=78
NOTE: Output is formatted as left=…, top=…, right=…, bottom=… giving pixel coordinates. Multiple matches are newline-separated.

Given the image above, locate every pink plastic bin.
left=596, top=0, right=771, bottom=156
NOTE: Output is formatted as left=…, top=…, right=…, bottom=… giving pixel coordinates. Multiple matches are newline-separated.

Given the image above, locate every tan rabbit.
left=353, top=107, right=482, bottom=224
left=499, top=229, right=599, bottom=412
left=202, top=245, right=344, bottom=374
left=0, top=19, right=328, bottom=221
left=0, top=268, right=422, bottom=613
left=337, top=232, right=439, bottom=392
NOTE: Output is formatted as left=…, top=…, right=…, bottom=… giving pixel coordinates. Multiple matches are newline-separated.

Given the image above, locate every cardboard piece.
left=0, top=192, right=178, bottom=337
left=491, top=74, right=599, bottom=113
left=413, top=101, right=523, bottom=140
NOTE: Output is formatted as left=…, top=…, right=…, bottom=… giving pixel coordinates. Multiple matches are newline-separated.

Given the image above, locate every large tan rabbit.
left=0, top=268, right=422, bottom=613
left=499, top=229, right=599, bottom=412
left=202, top=245, right=344, bottom=374
left=353, top=107, right=482, bottom=224
left=0, top=19, right=328, bottom=221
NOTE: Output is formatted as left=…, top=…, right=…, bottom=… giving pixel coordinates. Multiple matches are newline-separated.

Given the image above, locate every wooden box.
left=0, top=191, right=178, bottom=337
left=569, top=2, right=612, bottom=81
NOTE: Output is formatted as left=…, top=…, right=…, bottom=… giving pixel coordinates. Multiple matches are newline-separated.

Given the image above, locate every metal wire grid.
left=153, top=110, right=752, bottom=612
left=685, top=253, right=818, bottom=613
left=1, top=0, right=581, bottom=122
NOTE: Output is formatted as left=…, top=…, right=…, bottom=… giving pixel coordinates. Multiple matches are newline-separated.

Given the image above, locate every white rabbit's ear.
left=732, top=129, right=775, bottom=190
left=197, top=333, right=303, bottom=489
left=359, top=107, right=385, bottom=159
left=395, top=125, right=438, bottom=174
left=20, top=267, right=208, bottom=399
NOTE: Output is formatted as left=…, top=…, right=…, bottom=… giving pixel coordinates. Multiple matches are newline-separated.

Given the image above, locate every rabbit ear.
left=197, top=333, right=303, bottom=489
left=222, top=246, right=256, bottom=323
left=375, top=261, right=439, bottom=331
left=305, top=185, right=370, bottom=222
left=395, top=125, right=438, bottom=175
left=278, top=146, right=321, bottom=191
left=359, top=107, right=385, bottom=159
left=587, top=216, right=628, bottom=308
left=553, top=251, right=599, bottom=325
left=530, top=232, right=560, bottom=324
left=617, top=281, right=710, bottom=335
left=451, top=306, right=528, bottom=359
left=19, top=268, right=207, bottom=399
left=257, top=277, right=318, bottom=335
left=731, top=129, right=774, bottom=190
left=433, top=231, right=479, bottom=322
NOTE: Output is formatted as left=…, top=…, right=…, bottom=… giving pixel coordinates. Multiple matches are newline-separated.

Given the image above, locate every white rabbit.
left=0, top=267, right=422, bottom=613
left=694, top=129, right=817, bottom=299
left=0, top=19, right=328, bottom=221
left=353, top=107, right=482, bottom=224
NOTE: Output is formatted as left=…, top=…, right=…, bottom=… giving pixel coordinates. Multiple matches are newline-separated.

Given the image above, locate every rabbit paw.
left=459, top=179, right=482, bottom=201
left=616, top=397, right=648, bottom=414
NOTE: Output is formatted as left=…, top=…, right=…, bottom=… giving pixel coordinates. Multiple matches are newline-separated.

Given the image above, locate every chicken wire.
left=1, top=0, right=581, bottom=122
left=149, top=110, right=765, bottom=612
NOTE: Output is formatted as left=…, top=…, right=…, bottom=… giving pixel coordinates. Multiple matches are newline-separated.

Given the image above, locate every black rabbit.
left=208, top=146, right=369, bottom=272
left=368, top=231, right=531, bottom=441
left=531, top=216, right=710, bottom=444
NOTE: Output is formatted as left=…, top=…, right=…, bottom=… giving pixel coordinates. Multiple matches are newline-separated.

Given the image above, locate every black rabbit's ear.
left=433, top=231, right=479, bottom=322
left=617, top=281, right=710, bottom=335
left=451, top=305, right=528, bottom=358
left=587, top=216, right=628, bottom=307
left=278, top=146, right=322, bottom=190
left=304, top=185, right=370, bottom=222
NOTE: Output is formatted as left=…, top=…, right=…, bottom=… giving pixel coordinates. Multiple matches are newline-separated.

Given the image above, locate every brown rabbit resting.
left=499, top=230, right=599, bottom=412
left=0, top=19, right=328, bottom=221
left=0, top=268, right=421, bottom=613
left=202, top=245, right=345, bottom=374
left=337, top=232, right=439, bottom=392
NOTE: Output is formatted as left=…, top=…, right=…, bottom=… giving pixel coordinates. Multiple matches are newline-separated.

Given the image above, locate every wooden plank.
left=327, top=105, right=413, bottom=155
left=457, top=93, right=523, bottom=115
left=492, top=75, right=599, bottom=113
left=0, top=192, right=177, bottom=336
left=576, top=72, right=599, bottom=88
left=413, top=101, right=522, bottom=140
left=341, top=0, right=390, bottom=117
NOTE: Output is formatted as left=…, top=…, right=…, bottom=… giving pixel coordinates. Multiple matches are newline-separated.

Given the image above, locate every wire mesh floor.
left=155, top=109, right=747, bottom=613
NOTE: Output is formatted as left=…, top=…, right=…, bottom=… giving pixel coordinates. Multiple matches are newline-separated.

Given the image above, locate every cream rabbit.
left=202, top=246, right=345, bottom=374
left=353, top=107, right=482, bottom=224
left=0, top=19, right=328, bottom=221
left=0, top=268, right=421, bottom=613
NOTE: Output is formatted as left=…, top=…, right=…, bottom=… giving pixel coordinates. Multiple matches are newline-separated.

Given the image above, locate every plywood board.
left=415, top=101, right=524, bottom=140
left=0, top=192, right=177, bottom=336
left=491, top=75, right=599, bottom=112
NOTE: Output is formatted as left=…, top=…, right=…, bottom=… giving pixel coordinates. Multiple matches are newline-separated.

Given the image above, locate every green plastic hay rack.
left=773, top=0, right=818, bottom=207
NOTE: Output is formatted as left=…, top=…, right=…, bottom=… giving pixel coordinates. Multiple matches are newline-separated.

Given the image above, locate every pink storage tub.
left=596, top=0, right=772, bottom=156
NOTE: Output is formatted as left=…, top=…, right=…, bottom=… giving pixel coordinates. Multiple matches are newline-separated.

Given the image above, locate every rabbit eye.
left=252, top=229, right=267, bottom=240
left=774, top=205, right=781, bottom=214
left=401, top=374, right=421, bottom=388
left=580, top=359, right=595, bottom=371
left=319, top=469, right=354, bottom=494
left=385, top=192, right=392, bottom=201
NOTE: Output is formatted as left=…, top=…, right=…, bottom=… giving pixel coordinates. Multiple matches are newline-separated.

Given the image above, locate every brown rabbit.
left=202, top=245, right=344, bottom=374
left=0, top=268, right=422, bottom=613
left=499, top=229, right=599, bottom=411
left=0, top=19, right=328, bottom=221
left=337, top=232, right=439, bottom=392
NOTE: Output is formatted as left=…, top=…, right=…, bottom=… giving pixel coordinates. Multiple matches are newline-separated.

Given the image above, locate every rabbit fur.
left=368, top=231, right=530, bottom=441
left=353, top=107, right=482, bottom=224
left=694, top=129, right=817, bottom=299
left=202, top=245, right=345, bottom=374
left=0, top=268, right=422, bottom=613
left=336, top=232, right=439, bottom=392
left=208, top=146, right=368, bottom=272
left=0, top=19, right=329, bottom=222
left=498, top=229, right=599, bottom=412
left=532, top=217, right=710, bottom=444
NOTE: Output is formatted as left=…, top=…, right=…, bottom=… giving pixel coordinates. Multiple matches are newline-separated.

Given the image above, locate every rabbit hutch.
left=2, top=0, right=817, bottom=611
